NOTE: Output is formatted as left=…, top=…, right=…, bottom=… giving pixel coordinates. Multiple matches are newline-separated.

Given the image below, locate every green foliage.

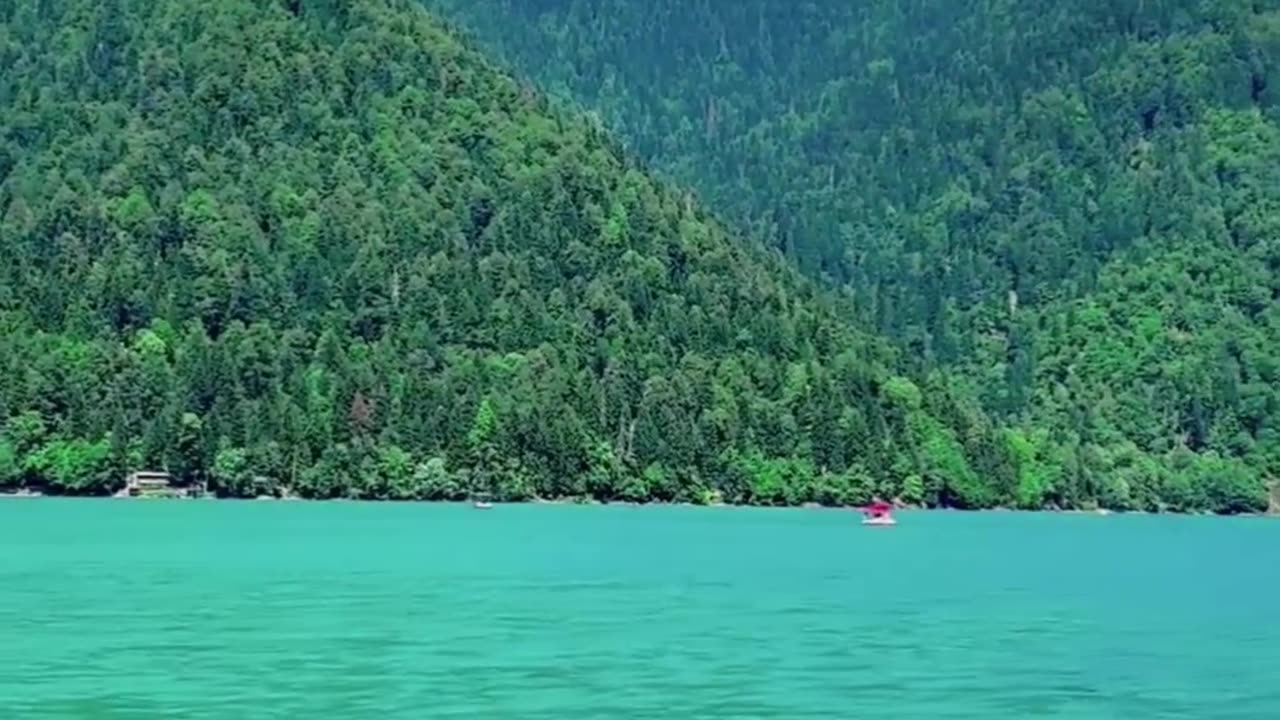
left=467, top=399, right=498, bottom=449
left=1196, top=453, right=1268, bottom=515
left=900, top=475, right=925, bottom=507
left=882, top=377, right=923, bottom=412
left=363, top=445, right=415, bottom=500
left=211, top=446, right=253, bottom=497
left=0, top=0, right=1014, bottom=507
left=413, top=457, right=460, bottom=501
left=640, top=463, right=674, bottom=502
left=1004, top=429, right=1063, bottom=510
left=912, top=413, right=988, bottom=509
left=7, top=413, right=48, bottom=456
left=0, top=441, right=20, bottom=490
left=423, top=0, right=1280, bottom=514
left=1, top=0, right=1273, bottom=513
left=23, top=437, right=115, bottom=495
left=726, top=450, right=816, bottom=506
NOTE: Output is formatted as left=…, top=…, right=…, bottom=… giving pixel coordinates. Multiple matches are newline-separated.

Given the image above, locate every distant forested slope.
left=424, top=0, right=1278, bottom=355
left=0, top=0, right=1269, bottom=512
left=423, top=0, right=1280, bottom=512
left=0, top=0, right=1022, bottom=508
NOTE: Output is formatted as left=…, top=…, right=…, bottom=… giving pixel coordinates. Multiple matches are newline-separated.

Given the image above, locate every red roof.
left=865, top=500, right=893, bottom=513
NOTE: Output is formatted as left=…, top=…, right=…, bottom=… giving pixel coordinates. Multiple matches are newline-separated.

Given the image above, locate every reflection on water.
left=1, top=501, right=1277, bottom=719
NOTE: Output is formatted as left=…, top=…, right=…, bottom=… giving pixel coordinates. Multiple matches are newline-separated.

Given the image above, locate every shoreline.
left=2, top=490, right=1275, bottom=517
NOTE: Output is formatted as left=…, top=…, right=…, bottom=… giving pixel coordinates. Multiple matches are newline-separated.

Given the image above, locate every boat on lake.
left=861, top=499, right=896, bottom=526
left=471, top=493, right=494, bottom=509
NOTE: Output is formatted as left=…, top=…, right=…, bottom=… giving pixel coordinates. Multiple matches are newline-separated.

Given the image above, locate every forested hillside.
left=0, top=0, right=1024, bottom=507
left=0, top=0, right=1270, bottom=512
left=423, top=0, right=1280, bottom=512
left=424, top=0, right=1280, bottom=353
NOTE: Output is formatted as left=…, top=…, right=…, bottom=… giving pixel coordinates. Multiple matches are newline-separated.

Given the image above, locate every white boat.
left=862, top=514, right=897, bottom=526
left=472, top=500, right=493, bottom=509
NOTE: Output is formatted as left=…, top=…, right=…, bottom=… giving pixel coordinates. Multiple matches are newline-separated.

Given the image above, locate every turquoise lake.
left=1, top=500, right=1276, bottom=719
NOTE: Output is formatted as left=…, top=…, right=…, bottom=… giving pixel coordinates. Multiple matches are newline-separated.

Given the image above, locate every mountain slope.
left=0, top=0, right=1021, bottom=506
left=2, top=0, right=1269, bottom=512
left=1010, top=107, right=1280, bottom=512
left=424, top=0, right=1279, bottom=511
left=425, top=0, right=1280, bottom=359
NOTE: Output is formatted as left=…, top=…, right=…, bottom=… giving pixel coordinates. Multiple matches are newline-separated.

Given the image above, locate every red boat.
left=861, top=499, right=896, bottom=526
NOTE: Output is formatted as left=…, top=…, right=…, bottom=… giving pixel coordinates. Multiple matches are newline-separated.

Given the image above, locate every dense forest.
left=424, top=1, right=1280, bottom=353
left=0, top=0, right=1006, bottom=508
left=0, top=0, right=1273, bottom=512
left=420, top=0, right=1280, bottom=513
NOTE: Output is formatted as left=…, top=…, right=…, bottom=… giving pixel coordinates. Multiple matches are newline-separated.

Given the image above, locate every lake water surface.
left=1, top=500, right=1276, bottom=719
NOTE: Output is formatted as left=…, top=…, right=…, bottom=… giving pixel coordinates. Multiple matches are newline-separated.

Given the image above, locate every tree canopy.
left=0, top=0, right=1003, bottom=507
left=421, top=0, right=1280, bottom=512
left=0, top=0, right=1272, bottom=512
